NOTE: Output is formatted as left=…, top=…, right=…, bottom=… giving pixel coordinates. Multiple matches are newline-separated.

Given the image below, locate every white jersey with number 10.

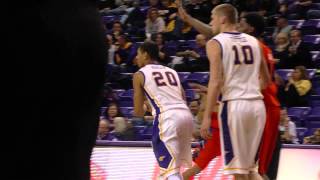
left=213, top=32, right=263, bottom=101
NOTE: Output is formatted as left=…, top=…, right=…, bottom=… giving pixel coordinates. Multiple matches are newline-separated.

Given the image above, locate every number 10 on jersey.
left=232, top=45, right=254, bottom=65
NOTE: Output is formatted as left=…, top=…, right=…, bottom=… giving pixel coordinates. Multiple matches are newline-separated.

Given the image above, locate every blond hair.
left=213, top=4, right=238, bottom=24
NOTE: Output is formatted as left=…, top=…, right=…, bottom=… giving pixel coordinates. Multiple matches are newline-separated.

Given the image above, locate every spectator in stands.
left=315, top=129, right=320, bottom=145
left=114, top=34, right=134, bottom=66
left=288, top=0, right=313, bottom=19
left=304, top=128, right=320, bottom=144
left=101, top=84, right=119, bottom=107
left=122, top=0, right=145, bottom=29
left=185, top=0, right=211, bottom=24
left=104, top=102, right=124, bottom=126
left=189, top=99, right=202, bottom=140
left=175, top=34, right=209, bottom=72
left=159, top=0, right=178, bottom=24
left=272, top=16, right=292, bottom=41
left=287, top=30, right=314, bottom=68
left=100, top=0, right=133, bottom=15
left=108, top=21, right=125, bottom=44
left=278, top=2, right=289, bottom=18
left=151, top=33, right=172, bottom=65
left=98, top=0, right=116, bottom=10
left=97, top=118, right=117, bottom=140
left=201, top=0, right=223, bottom=23
left=235, top=0, right=278, bottom=17
left=279, top=108, right=299, bottom=144
left=149, top=0, right=163, bottom=9
left=113, top=117, right=137, bottom=140
left=159, top=0, right=184, bottom=40
left=106, top=34, right=117, bottom=65
left=274, top=32, right=290, bottom=69
left=145, top=8, right=166, bottom=38
left=282, top=66, right=312, bottom=107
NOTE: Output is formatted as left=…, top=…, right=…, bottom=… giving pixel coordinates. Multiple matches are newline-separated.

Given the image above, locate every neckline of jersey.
left=223, top=32, right=242, bottom=35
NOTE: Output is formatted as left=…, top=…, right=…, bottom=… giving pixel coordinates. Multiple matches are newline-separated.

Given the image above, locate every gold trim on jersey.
left=144, top=87, right=176, bottom=171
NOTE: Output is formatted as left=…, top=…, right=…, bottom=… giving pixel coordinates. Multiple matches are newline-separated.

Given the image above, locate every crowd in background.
left=97, top=0, right=320, bottom=145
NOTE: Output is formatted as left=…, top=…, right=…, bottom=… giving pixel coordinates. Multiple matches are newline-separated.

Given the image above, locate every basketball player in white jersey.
left=200, top=4, right=271, bottom=180
left=133, top=41, right=193, bottom=180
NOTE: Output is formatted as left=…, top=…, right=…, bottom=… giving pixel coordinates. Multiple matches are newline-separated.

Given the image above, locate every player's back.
left=139, top=64, right=188, bottom=115
left=213, top=32, right=263, bottom=101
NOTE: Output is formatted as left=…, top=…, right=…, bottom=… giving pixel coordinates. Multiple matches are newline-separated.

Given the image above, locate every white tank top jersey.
left=212, top=32, right=263, bottom=101
left=139, top=64, right=189, bottom=116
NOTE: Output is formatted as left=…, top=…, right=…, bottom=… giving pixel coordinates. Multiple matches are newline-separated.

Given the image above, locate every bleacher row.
left=103, top=69, right=320, bottom=142
left=108, top=37, right=320, bottom=68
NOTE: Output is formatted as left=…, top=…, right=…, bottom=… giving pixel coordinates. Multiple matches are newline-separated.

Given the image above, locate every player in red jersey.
left=182, top=83, right=221, bottom=179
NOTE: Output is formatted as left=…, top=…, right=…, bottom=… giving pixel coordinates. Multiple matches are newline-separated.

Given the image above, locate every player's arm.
left=176, top=0, right=213, bottom=39
left=259, top=46, right=271, bottom=90
left=133, top=72, right=145, bottom=118
left=201, top=40, right=222, bottom=139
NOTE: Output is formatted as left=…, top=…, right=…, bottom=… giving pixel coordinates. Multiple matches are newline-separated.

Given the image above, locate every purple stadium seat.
left=306, top=120, right=320, bottom=129
left=113, top=89, right=125, bottom=97
left=314, top=87, right=320, bottom=95
left=296, top=127, right=308, bottom=143
left=133, top=125, right=147, bottom=134
left=133, top=125, right=147, bottom=140
left=178, top=40, right=192, bottom=51
left=301, top=19, right=320, bottom=35
left=118, top=100, right=133, bottom=107
left=312, top=77, right=320, bottom=89
left=102, top=16, right=115, bottom=24
left=120, top=89, right=134, bottom=97
left=310, top=95, right=320, bottom=107
left=276, top=69, right=316, bottom=80
left=100, top=107, right=107, bottom=116
left=306, top=107, right=320, bottom=129
left=120, top=107, right=134, bottom=118
left=288, top=20, right=305, bottom=29
left=287, top=107, right=311, bottom=126
left=303, top=35, right=320, bottom=50
left=140, top=6, right=149, bottom=13
left=178, top=72, right=191, bottom=83
left=142, top=126, right=153, bottom=140
left=187, top=72, right=210, bottom=84
left=307, top=69, right=317, bottom=79
left=311, top=51, right=320, bottom=61
left=187, top=40, right=196, bottom=48
left=276, top=69, right=293, bottom=80
left=185, top=89, right=195, bottom=101
left=310, top=107, right=320, bottom=115
left=165, top=41, right=178, bottom=56
left=304, top=19, right=320, bottom=28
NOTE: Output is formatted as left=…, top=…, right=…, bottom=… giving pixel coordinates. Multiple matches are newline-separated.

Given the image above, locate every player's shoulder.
left=242, top=33, right=259, bottom=42
left=139, top=64, right=173, bottom=73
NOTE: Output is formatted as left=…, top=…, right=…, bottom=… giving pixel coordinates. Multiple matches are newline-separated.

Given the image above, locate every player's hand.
left=287, top=77, right=295, bottom=84
left=175, top=0, right=182, bottom=7
left=177, top=4, right=190, bottom=23
left=188, top=83, right=208, bottom=93
left=200, top=117, right=212, bottom=140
